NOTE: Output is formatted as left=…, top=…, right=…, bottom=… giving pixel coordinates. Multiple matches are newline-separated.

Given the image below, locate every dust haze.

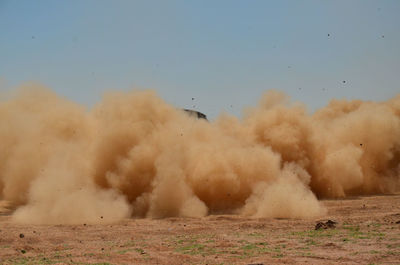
left=0, top=84, right=399, bottom=224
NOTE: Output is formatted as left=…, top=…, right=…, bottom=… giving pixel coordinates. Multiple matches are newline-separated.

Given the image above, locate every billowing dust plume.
left=0, top=84, right=399, bottom=224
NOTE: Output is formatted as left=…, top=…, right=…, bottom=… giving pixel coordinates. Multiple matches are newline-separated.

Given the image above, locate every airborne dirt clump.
left=0, top=84, right=399, bottom=224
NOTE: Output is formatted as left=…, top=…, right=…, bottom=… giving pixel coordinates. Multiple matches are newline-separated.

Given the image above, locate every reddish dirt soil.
left=1, top=194, right=400, bottom=265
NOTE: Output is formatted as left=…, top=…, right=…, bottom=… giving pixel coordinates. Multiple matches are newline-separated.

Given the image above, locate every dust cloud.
left=0, top=84, right=399, bottom=224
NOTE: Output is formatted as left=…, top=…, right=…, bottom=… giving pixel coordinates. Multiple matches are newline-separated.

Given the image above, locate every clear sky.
left=1, top=0, right=399, bottom=119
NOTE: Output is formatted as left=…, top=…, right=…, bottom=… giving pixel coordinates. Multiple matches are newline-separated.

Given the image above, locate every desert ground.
left=1, top=195, right=399, bottom=265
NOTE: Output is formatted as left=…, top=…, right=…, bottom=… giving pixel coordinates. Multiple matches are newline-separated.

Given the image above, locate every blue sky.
left=1, top=0, right=399, bottom=119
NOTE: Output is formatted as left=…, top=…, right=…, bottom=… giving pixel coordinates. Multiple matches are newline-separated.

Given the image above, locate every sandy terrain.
left=1, top=195, right=400, bottom=265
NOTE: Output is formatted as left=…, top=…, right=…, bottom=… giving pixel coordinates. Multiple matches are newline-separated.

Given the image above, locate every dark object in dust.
left=19, top=233, right=25, bottom=238
left=315, top=220, right=337, bottom=230
left=360, top=143, right=363, bottom=146
left=183, top=109, right=208, bottom=120
left=247, top=263, right=264, bottom=265
left=396, top=220, right=400, bottom=224
left=83, top=223, right=87, bottom=226
left=342, top=80, right=346, bottom=84
left=100, top=216, right=103, bottom=219
left=21, top=249, right=26, bottom=254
